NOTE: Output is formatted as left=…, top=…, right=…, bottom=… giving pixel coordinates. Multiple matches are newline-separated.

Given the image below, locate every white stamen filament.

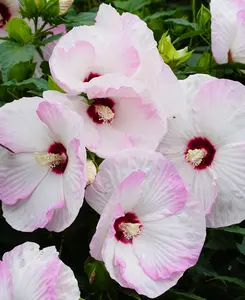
left=34, top=152, right=66, bottom=168
left=95, top=105, right=115, bottom=123
left=119, top=222, right=141, bottom=240
left=186, top=149, right=207, bottom=166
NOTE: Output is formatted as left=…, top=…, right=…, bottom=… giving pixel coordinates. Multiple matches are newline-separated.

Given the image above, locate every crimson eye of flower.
left=34, top=142, right=68, bottom=175
left=84, top=72, right=101, bottom=83
left=87, top=98, right=115, bottom=124
left=0, top=3, right=11, bottom=29
left=114, top=212, right=142, bottom=244
left=185, top=137, right=216, bottom=170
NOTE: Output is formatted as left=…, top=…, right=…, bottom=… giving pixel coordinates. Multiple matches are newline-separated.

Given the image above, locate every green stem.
left=192, top=0, right=196, bottom=23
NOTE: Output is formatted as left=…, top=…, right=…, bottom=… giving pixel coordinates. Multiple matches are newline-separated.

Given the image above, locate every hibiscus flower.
left=0, top=99, right=87, bottom=232
left=158, top=77, right=245, bottom=227
left=43, top=74, right=166, bottom=158
left=85, top=149, right=206, bottom=298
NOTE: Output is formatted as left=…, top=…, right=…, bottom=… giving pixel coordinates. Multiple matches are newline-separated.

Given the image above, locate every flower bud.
left=59, top=0, right=74, bottom=15
left=158, top=32, right=193, bottom=68
left=86, top=160, right=97, bottom=185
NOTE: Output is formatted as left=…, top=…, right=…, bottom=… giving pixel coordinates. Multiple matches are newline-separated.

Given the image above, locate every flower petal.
left=211, top=0, right=238, bottom=63
left=86, top=149, right=171, bottom=214
left=207, top=142, right=245, bottom=227
left=3, top=242, right=61, bottom=300
left=2, top=172, right=64, bottom=232
left=36, top=101, right=84, bottom=148
left=0, top=261, right=12, bottom=300
left=0, top=97, right=52, bottom=153
left=103, top=237, right=183, bottom=298
left=193, top=79, right=245, bottom=146
left=133, top=154, right=187, bottom=219
left=0, top=152, right=48, bottom=205
left=133, top=194, right=206, bottom=281
left=46, top=138, right=87, bottom=232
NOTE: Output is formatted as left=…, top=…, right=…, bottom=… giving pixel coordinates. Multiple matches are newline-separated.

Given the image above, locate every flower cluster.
left=1, top=1, right=245, bottom=299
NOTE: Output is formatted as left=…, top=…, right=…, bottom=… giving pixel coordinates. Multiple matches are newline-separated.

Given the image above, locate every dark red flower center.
left=0, top=3, right=11, bottom=29
left=114, top=212, right=142, bottom=244
left=185, top=137, right=216, bottom=170
left=84, top=72, right=101, bottom=83
left=34, top=143, right=68, bottom=175
left=87, top=98, right=115, bottom=124
left=48, top=142, right=68, bottom=174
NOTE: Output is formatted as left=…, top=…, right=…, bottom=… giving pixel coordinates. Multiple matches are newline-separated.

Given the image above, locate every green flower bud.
left=158, top=32, right=193, bottom=68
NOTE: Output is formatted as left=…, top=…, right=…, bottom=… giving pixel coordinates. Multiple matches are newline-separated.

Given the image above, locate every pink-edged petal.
left=180, top=74, right=216, bottom=106
left=133, top=194, right=206, bottom=281
left=95, top=3, right=122, bottom=30
left=37, top=101, right=84, bottom=147
left=3, top=242, right=61, bottom=300
left=2, top=172, right=64, bottom=232
left=0, top=152, right=48, bottom=205
left=55, top=262, right=80, bottom=300
left=193, top=79, right=245, bottom=146
left=50, top=39, right=96, bottom=94
left=207, top=142, right=245, bottom=227
left=0, top=261, right=13, bottom=300
left=90, top=170, right=144, bottom=260
left=46, top=138, right=87, bottom=232
left=0, top=97, right=52, bottom=153
left=133, top=154, right=187, bottom=219
left=211, top=0, right=237, bottom=63
left=230, top=10, right=245, bottom=63
left=90, top=202, right=124, bottom=261
left=86, top=149, right=174, bottom=214
left=103, top=237, right=183, bottom=298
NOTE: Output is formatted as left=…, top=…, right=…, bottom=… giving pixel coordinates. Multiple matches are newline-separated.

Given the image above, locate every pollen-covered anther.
left=186, top=149, right=207, bottom=166
left=95, top=105, right=115, bottom=123
left=34, top=152, right=66, bottom=168
left=119, top=222, right=141, bottom=240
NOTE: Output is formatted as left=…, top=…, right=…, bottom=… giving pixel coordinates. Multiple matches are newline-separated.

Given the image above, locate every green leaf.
left=43, top=0, right=60, bottom=19
left=6, top=18, right=32, bottom=44
left=1, top=78, right=48, bottom=93
left=173, top=29, right=203, bottom=44
left=48, top=76, right=65, bottom=93
left=237, top=238, right=245, bottom=255
left=8, top=61, right=36, bottom=82
left=164, top=18, right=198, bottom=29
left=169, top=291, right=207, bottom=300
left=113, top=0, right=151, bottom=13
left=38, top=33, right=64, bottom=47
left=120, top=288, right=141, bottom=299
left=218, top=226, right=245, bottom=235
left=65, top=11, right=96, bottom=26
left=209, top=276, right=245, bottom=289
left=84, top=257, right=113, bottom=291
left=0, top=42, right=35, bottom=82
left=144, top=10, right=176, bottom=21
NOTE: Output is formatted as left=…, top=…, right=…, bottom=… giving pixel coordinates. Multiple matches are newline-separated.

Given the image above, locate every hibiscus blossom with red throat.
left=158, top=77, right=245, bottom=227
left=85, top=149, right=206, bottom=298
left=43, top=74, right=166, bottom=158
left=0, top=98, right=87, bottom=232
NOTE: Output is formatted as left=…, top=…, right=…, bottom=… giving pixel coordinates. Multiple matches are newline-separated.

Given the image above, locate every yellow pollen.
left=95, top=105, right=115, bottom=123
left=186, top=149, right=207, bottom=166
left=119, top=222, right=141, bottom=240
left=34, top=152, right=65, bottom=168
